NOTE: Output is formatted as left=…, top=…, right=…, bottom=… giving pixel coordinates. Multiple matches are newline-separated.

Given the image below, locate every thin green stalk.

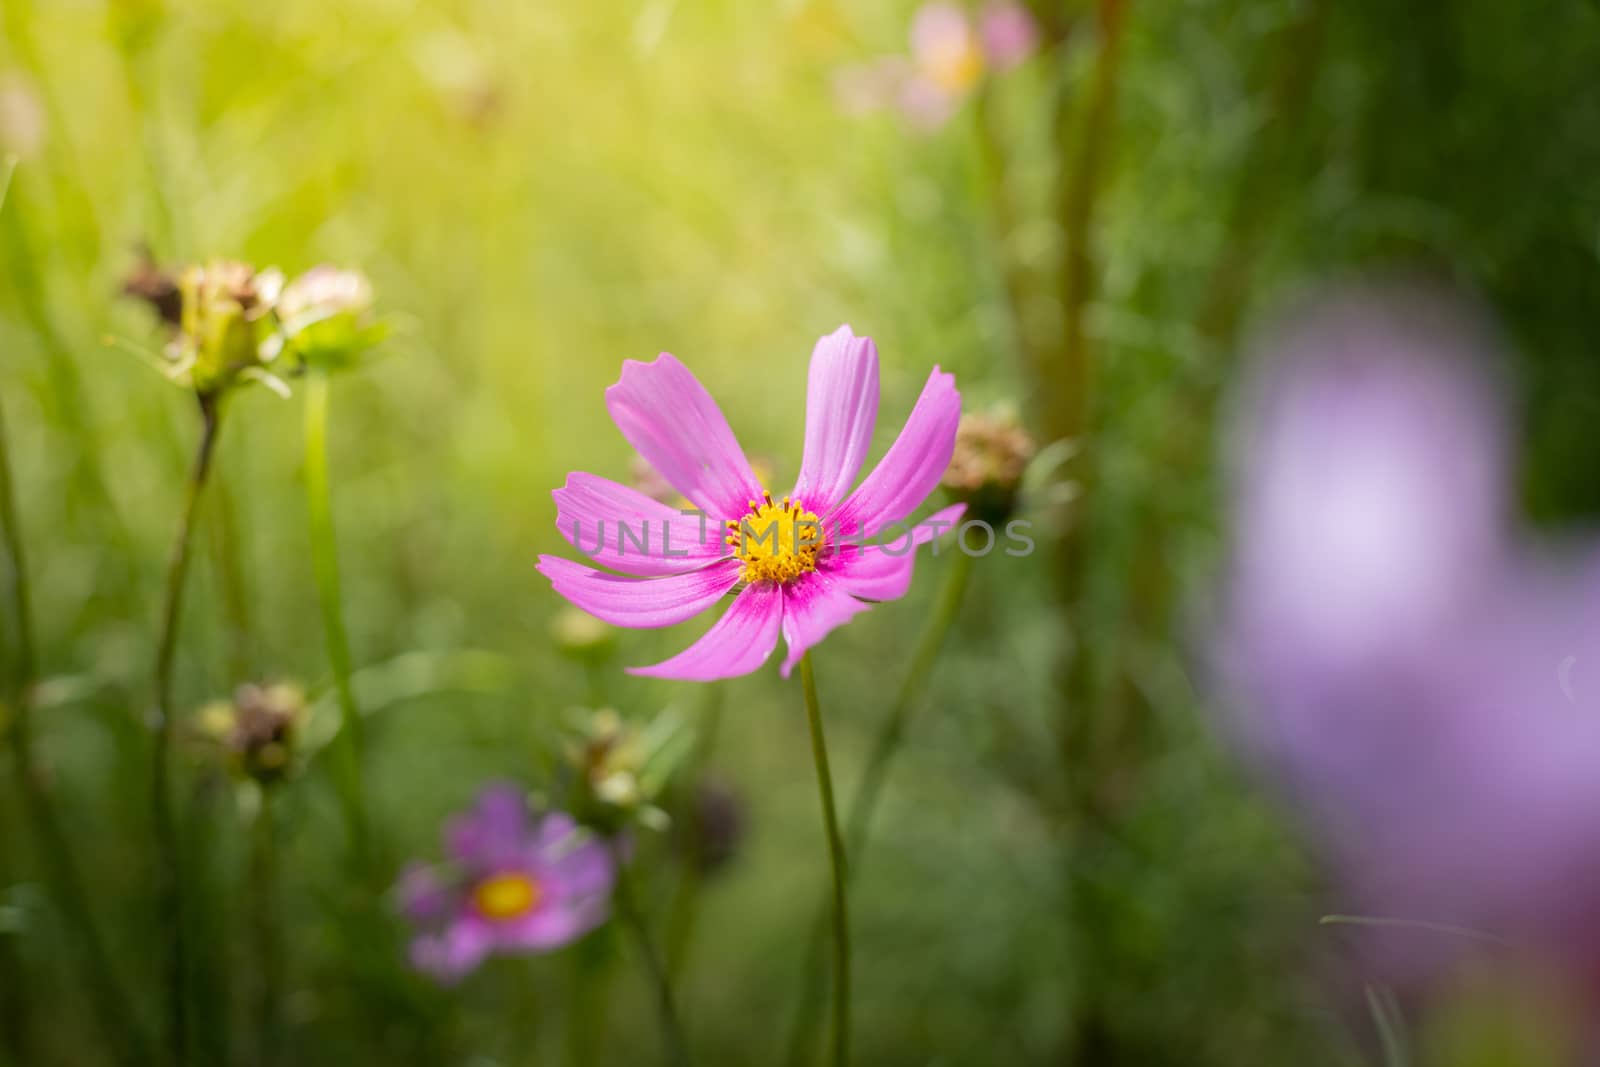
left=0, top=152, right=26, bottom=1067
left=209, top=472, right=253, bottom=683
left=609, top=841, right=692, bottom=1067
left=664, top=685, right=725, bottom=979
left=784, top=553, right=971, bottom=1067
left=1364, top=984, right=1410, bottom=1067
left=303, top=372, right=370, bottom=866
left=1319, top=914, right=1512, bottom=947
left=0, top=822, right=28, bottom=1064
left=247, top=790, right=284, bottom=1067
left=798, top=656, right=849, bottom=1067
left=563, top=945, right=612, bottom=1067
left=152, top=395, right=226, bottom=1067
left=842, top=550, right=971, bottom=859
left=0, top=399, right=155, bottom=1065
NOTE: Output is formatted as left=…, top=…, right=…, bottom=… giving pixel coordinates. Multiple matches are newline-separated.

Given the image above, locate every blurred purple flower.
left=1217, top=286, right=1600, bottom=987
left=835, top=2, right=1039, bottom=129
left=397, top=783, right=615, bottom=982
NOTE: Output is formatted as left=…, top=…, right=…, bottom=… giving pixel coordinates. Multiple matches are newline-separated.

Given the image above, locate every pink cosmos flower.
left=537, top=325, right=965, bottom=682
left=397, top=783, right=616, bottom=982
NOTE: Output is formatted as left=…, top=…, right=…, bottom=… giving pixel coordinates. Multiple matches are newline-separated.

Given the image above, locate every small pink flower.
left=979, top=3, right=1041, bottom=72
left=840, top=3, right=1039, bottom=129
left=911, top=3, right=985, bottom=96
left=397, top=784, right=615, bottom=982
left=538, top=326, right=964, bottom=681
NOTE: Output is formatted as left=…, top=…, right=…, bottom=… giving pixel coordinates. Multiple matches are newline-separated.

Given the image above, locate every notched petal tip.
left=606, top=351, right=683, bottom=390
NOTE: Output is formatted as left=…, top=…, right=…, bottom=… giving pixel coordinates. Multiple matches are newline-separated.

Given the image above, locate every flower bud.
left=562, top=707, right=689, bottom=833
left=172, top=261, right=282, bottom=398
left=274, top=265, right=382, bottom=373
left=941, top=406, right=1036, bottom=522
left=551, top=605, right=616, bottom=663
left=672, top=777, right=745, bottom=876
left=564, top=709, right=646, bottom=822
left=199, top=682, right=306, bottom=785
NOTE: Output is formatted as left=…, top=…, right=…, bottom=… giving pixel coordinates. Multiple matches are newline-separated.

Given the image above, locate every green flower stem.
left=798, top=655, right=850, bottom=1067
left=303, top=371, right=371, bottom=867
left=249, top=790, right=284, bottom=1067
left=3, top=400, right=155, bottom=1067
left=209, top=471, right=254, bottom=683
left=664, top=685, right=725, bottom=979
left=151, top=394, right=226, bottom=1067
left=842, top=549, right=971, bottom=859
left=562, top=947, right=607, bottom=1067
left=0, top=828, right=28, bottom=1063
left=784, top=552, right=971, bottom=1067
left=609, top=840, right=692, bottom=1067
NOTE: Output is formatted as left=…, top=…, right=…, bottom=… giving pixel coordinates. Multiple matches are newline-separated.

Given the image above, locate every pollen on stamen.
left=729, top=489, right=825, bottom=587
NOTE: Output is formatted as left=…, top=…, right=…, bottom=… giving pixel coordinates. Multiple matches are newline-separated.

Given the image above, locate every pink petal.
left=539, top=836, right=616, bottom=899
left=537, top=556, right=741, bottom=629
left=830, top=503, right=966, bottom=601
left=778, top=571, right=874, bottom=679
left=628, top=582, right=784, bottom=681
left=605, top=354, right=765, bottom=518
left=980, top=3, right=1039, bottom=71
left=791, top=325, right=880, bottom=512
left=897, top=77, right=960, bottom=130
left=446, top=782, right=532, bottom=869
left=396, top=862, right=453, bottom=922
left=501, top=896, right=610, bottom=952
left=829, top=367, right=961, bottom=538
left=553, top=472, right=724, bottom=577
left=412, top=918, right=494, bottom=983
left=911, top=3, right=973, bottom=63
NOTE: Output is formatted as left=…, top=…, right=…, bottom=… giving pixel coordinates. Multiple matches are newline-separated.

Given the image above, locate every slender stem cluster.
left=2, top=401, right=156, bottom=1067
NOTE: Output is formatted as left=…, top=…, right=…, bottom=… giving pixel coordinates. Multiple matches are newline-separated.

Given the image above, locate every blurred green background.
left=3, top=0, right=1600, bottom=1064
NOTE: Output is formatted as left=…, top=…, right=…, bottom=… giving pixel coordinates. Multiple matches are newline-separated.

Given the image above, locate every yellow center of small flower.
left=924, top=38, right=985, bottom=94
left=726, top=491, right=823, bottom=586
left=472, top=873, right=542, bottom=922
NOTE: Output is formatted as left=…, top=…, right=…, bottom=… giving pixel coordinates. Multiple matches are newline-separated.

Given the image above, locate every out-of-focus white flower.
left=0, top=73, right=46, bottom=160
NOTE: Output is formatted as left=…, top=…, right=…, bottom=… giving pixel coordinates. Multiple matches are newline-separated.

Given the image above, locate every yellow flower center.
left=923, top=37, right=985, bottom=94
left=725, top=491, right=823, bottom=586
left=472, top=872, right=542, bottom=922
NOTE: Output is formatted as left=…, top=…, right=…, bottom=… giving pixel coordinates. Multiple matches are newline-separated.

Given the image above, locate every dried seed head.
left=942, top=406, right=1036, bottom=522
left=121, top=248, right=183, bottom=328
left=200, top=682, right=306, bottom=785
left=172, top=260, right=283, bottom=398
